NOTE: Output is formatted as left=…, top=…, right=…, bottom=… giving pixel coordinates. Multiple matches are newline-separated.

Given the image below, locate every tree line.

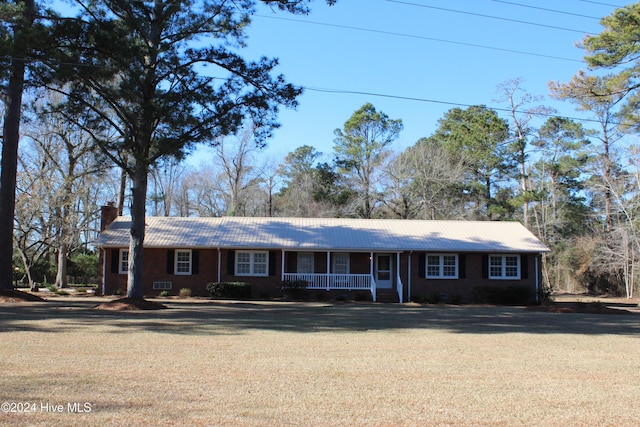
left=3, top=1, right=640, bottom=299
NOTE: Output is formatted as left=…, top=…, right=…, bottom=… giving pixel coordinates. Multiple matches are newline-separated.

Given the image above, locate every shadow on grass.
left=1, top=299, right=639, bottom=336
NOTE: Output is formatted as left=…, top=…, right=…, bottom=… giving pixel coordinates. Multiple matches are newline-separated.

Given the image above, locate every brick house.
left=95, top=204, right=550, bottom=303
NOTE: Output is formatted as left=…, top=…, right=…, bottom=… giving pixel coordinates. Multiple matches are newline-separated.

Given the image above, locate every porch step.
left=376, top=289, right=399, bottom=303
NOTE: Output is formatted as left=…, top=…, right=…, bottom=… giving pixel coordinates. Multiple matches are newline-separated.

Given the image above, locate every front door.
left=375, top=254, right=393, bottom=289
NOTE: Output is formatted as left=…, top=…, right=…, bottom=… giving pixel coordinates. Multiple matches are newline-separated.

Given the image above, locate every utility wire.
left=384, top=0, right=594, bottom=34
left=490, top=0, right=601, bottom=20
left=578, top=0, right=624, bottom=7
left=255, top=15, right=584, bottom=63
left=303, top=85, right=615, bottom=125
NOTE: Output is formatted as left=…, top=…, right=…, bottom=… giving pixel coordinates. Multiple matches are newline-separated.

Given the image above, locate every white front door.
left=375, top=254, right=393, bottom=289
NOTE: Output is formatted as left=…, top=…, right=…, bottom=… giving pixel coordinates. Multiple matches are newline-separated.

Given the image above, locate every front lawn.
left=1, top=298, right=639, bottom=426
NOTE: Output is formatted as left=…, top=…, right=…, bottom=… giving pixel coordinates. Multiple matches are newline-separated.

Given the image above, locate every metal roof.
left=95, top=216, right=550, bottom=253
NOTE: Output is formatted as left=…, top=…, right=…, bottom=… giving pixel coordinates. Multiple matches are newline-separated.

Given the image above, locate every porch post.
left=370, top=251, right=375, bottom=302
left=397, top=252, right=402, bottom=303
left=408, top=251, right=412, bottom=303
left=217, top=248, right=221, bottom=283
left=326, top=251, right=331, bottom=290
left=281, top=249, right=285, bottom=281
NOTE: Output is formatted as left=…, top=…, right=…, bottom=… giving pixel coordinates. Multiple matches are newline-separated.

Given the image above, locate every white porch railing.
left=283, top=273, right=377, bottom=301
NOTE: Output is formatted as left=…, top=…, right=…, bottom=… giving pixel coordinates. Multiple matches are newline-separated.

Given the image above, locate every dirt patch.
left=529, top=301, right=639, bottom=315
left=94, top=297, right=167, bottom=311
left=0, top=289, right=46, bottom=302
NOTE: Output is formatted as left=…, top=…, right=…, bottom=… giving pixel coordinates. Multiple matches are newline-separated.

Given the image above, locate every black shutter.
left=227, top=250, right=235, bottom=275
left=459, top=254, right=466, bottom=278
left=521, top=254, right=528, bottom=279
left=482, top=254, right=488, bottom=279
left=269, top=251, right=277, bottom=276
left=192, top=250, right=199, bottom=275
left=167, top=250, right=175, bottom=274
left=418, top=254, right=425, bottom=278
left=111, top=249, right=119, bottom=273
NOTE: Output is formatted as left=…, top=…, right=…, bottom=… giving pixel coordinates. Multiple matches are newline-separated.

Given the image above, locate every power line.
left=255, top=15, right=583, bottom=63
left=303, top=85, right=612, bottom=125
left=490, top=0, right=601, bottom=20
left=384, top=0, right=594, bottom=34
left=578, top=0, right=624, bottom=8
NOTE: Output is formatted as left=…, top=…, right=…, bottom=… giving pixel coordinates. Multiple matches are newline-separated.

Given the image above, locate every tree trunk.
left=0, top=0, right=34, bottom=290
left=55, top=244, right=68, bottom=288
left=118, top=166, right=127, bottom=215
left=127, top=160, right=148, bottom=300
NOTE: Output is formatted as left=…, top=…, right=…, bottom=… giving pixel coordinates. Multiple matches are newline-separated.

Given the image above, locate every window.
left=489, top=255, right=520, bottom=279
left=175, top=250, right=192, bottom=275
left=332, top=253, right=349, bottom=274
left=426, top=254, right=458, bottom=279
left=153, top=281, right=172, bottom=290
left=236, top=251, right=269, bottom=277
left=297, top=253, right=314, bottom=273
left=119, top=249, right=129, bottom=274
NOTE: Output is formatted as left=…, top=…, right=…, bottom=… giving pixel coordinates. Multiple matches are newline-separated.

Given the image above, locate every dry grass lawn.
left=1, top=296, right=640, bottom=426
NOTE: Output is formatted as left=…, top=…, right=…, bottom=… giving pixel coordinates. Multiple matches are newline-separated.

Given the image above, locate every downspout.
left=101, top=248, right=107, bottom=295
left=217, top=248, right=221, bottom=283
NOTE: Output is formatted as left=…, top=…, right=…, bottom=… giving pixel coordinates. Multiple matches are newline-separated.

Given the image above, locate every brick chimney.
left=100, top=202, right=119, bottom=231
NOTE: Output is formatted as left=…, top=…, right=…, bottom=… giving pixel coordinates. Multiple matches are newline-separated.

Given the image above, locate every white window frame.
left=297, top=252, right=314, bottom=274
left=119, top=249, right=129, bottom=274
left=236, top=251, right=269, bottom=277
left=426, top=254, right=458, bottom=279
left=332, top=253, right=350, bottom=274
left=175, top=249, right=192, bottom=275
left=488, top=254, right=521, bottom=280
left=153, top=281, right=173, bottom=290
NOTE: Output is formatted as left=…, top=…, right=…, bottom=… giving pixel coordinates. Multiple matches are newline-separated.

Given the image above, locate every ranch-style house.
left=95, top=204, right=550, bottom=303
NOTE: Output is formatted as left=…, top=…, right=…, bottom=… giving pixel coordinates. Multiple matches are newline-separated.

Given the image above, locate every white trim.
left=425, top=253, right=458, bottom=279
left=408, top=252, right=412, bottom=302
left=153, top=281, right=173, bottom=290
left=235, top=250, right=269, bottom=277
left=488, top=254, right=521, bottom=280
left=297, top=252, right=315, bottom=274
left=332, top=253, right=350, bottom=274
left=174, top=249, right=192, bottom=275
left=118, top=249, right=129, bottom=274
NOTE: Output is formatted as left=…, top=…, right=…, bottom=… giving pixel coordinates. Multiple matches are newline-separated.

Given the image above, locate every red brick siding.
left=408, top=252, right=538, bottom=303
left=102, top=248, right=218, bottom=296
left=219, top=250, right=282, bottom=298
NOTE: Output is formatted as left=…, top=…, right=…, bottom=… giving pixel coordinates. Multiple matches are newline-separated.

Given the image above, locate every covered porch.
left=280, top=250, right=404, bottom=302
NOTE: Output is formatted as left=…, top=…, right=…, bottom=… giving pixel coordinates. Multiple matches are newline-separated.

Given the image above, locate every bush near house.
left=280, top=279, right=308, bottom=300
left=206, top=282, right=252, bottom=299
left=471, top=285, right=534, bottom=305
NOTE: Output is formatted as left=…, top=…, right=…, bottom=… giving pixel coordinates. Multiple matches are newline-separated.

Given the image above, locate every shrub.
left=206, top=282, right=252, bottom=299
left=471, top=285, right=534, bottom=305
left=280, top=279, right=308, bottom=300
left=159, top=290, right=170, bottom=297
left=179, top=288, right=191, bottom=298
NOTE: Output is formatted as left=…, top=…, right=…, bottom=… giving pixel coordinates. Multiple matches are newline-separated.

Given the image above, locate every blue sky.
left=194, top=0, right=626, bottom=164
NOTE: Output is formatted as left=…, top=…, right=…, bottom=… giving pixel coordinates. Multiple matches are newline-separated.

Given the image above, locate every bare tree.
left=213, top=126, right=264, bottom=216
left=495, top=78, right=554, bottom=227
